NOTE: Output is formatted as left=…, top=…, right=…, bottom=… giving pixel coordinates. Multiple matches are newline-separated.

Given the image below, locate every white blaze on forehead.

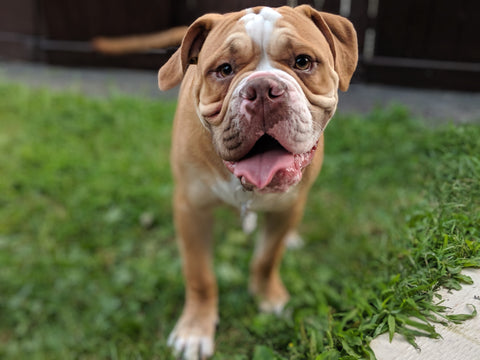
left=241, top=7, right=282, bottom=70
left=241, top=7, right=282, bottom=47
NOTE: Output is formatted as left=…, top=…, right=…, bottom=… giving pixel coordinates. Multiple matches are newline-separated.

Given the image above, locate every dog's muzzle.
left=222, top=72, right=319, bottom=193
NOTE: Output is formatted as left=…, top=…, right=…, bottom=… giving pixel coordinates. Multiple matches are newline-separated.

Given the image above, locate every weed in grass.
left=0, top=83, right=478, bottom=359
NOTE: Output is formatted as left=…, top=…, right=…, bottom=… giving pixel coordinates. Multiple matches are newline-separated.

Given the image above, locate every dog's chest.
left=211, top=174, right=298, bottom=212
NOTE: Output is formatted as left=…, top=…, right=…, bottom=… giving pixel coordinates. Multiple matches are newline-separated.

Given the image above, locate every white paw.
left=167, top=313, right=217, bottom=360
left=250, top=276, right=290, bottom=316
left=258, top=298, right=287, bottom=315
left=168, top=330, right=214, bottom=360
left=285, top=230, right=304, bottom=249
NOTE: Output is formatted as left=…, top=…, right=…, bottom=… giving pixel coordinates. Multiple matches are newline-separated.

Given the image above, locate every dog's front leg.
left=168, top=189, right=218, bottom=360
left=249, top=198, right=307, bottom=314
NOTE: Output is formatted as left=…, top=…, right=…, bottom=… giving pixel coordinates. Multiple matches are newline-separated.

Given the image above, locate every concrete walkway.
left=1, top=60, right=479, bottom=359
left=371, top=269, right=480, bottom=360
left=1, top=60, right=479, bottom=125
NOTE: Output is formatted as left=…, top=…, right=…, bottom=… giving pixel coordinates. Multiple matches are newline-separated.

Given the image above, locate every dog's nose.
left=240, top=77, right=286, bottom=103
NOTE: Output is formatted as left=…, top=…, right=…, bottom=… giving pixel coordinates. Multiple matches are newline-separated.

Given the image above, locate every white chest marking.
left=241, top=7, right=282, bottom=71
left=211, top=174, right=298, bottom=213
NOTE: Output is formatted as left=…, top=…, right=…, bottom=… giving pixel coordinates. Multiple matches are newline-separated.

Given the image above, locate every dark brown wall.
left=1, top=0, right=479, bottom=90
left=0, top=0, right=37, bottom=60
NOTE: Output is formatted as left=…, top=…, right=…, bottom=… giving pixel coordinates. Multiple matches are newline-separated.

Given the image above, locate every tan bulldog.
left=157, top=5, right=357, bottom=359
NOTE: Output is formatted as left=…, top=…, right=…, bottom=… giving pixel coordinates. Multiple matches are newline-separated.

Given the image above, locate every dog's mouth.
left=223, top=135, right=317, bottom=193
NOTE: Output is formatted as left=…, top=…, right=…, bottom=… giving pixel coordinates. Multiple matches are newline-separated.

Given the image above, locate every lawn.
left=0, top=81, right=478, bottom=360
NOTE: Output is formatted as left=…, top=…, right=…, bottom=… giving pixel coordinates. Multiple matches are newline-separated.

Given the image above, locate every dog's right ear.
left=158, top=14, right=222, bottom=90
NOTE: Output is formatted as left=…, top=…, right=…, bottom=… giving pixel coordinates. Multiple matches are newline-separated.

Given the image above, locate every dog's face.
left=159, top=5, right=357, bottom=192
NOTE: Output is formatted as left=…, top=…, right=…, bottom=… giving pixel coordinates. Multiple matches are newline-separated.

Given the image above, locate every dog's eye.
left=294, top=55, right=312, bottom=71
left=216, top=63, right=234, bottom=78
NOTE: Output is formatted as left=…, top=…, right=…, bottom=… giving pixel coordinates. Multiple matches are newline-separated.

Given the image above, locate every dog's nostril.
left=241, top=87, right=257, bottom=101
left=268, top=86, right=285, bottom=99
left=241, top=78, right=286, bottom=102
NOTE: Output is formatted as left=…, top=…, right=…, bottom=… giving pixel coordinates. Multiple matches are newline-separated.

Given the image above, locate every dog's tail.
left=91, top=26, right=187, bottom=55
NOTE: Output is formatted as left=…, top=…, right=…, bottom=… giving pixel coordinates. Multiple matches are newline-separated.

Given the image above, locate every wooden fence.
left=1, top=0, right=479, bottom=90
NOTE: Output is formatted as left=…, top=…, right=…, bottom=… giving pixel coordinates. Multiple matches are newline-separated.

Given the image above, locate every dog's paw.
left=167, top=312, right=217, bottom=360
left=168, top=333, right=214, bottom=360
left=249, top=273, right=290, bottom=315
left=285, top=230, right=304, bottom=249
left=257, top=287, right=290, bottom=315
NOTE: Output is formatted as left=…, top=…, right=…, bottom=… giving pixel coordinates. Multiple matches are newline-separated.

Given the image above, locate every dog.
left=95, top=5, right=357, bottom=359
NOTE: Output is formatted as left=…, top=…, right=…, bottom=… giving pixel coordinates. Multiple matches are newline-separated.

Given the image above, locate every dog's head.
left=159, top=5, right=357, bottom=192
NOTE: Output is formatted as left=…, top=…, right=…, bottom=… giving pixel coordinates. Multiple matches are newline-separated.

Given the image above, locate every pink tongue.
left=232, top=149, right=295, bottom=189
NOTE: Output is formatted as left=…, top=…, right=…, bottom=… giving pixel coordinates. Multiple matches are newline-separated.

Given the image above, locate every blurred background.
left=1, top=0, right=480, bottom=91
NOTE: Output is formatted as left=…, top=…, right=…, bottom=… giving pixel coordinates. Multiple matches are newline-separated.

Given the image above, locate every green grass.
left=0, top=81, right=478, bottom=360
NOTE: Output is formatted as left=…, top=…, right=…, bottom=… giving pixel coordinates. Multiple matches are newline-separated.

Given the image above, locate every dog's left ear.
left=158, top=14, right=222, bottom=90
left=296, top=5, right=358, bottom=91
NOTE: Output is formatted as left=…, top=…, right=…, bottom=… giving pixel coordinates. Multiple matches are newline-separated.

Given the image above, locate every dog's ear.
left=296, top=5, right=358, bottom=91
left=158, top=14, right=222, bottom=90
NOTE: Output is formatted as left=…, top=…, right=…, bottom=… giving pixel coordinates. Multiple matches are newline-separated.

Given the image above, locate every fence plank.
left=1, top=0, right=479, bottom=90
